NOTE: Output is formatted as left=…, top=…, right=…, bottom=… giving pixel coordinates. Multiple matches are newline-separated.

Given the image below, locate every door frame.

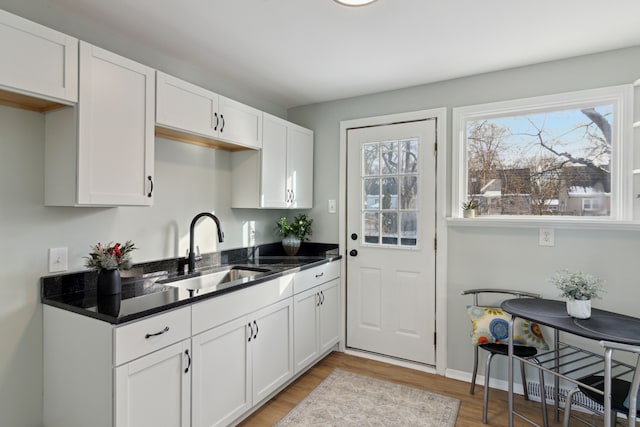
left=338, top=108, right=448, bottom=375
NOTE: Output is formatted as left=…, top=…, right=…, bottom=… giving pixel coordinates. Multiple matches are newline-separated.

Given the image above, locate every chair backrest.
left=601, top=340, right=640, bottom=422
left=462, top=288, right=540, bottom=307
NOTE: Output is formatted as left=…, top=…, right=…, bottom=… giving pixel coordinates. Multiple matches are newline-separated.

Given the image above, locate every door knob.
left=351, top=233, right=358, bottom=240
left=349, top=249, right=358, bottom=257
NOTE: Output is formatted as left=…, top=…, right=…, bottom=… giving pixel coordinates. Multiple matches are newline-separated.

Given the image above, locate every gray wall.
left=288, top=46, right=640, bottom=378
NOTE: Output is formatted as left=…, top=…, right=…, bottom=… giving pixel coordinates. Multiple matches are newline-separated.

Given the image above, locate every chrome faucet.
left=188, top=212, right=224, bottom=274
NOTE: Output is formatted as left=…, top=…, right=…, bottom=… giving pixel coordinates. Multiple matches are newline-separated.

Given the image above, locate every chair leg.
left=562, top=387, right=580, bottom=427
left=536, top=358, right=548, bottom=427
left=520, top=359, right=530, bottom=401
left=483, top=352, right=496, bottom=424
left=470, top=345, right=479, bottom=395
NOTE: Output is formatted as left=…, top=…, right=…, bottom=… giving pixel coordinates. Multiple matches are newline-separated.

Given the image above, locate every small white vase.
left=463, top=209, right=476, bottom=218
left=566, top=299, right=591, bottom=319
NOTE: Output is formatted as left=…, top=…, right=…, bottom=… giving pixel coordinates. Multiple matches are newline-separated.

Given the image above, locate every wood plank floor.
left=238, top=351, right=606, bottom=427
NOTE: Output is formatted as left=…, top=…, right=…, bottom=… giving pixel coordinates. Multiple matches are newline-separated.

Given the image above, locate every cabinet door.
left=319, top=279, right=341, bottom=354
left=192, top=316, right=251, bottom=427
left=251, top=298, right=294, bottom=404
left=293, top=287, right=320, bottom=373
left=218, top=96, right=262, bottom=149
left=156, top=71, right=218, bottom=137
left=287, top=125, right=314, bottom=208
left=115, top=340, right=191, bottom=427
left=0, top=9, right=78, bottom=103
left=260, top=114, right=288, bottom=208
left=77, top=42, right=155, bottom=206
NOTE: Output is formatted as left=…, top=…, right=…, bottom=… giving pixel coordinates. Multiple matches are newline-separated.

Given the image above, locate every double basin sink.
left=157, top=266, right=272, bottom=295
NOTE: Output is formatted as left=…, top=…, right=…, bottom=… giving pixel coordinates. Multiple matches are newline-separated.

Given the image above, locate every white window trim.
left=451, top=85, right=634, bottom=224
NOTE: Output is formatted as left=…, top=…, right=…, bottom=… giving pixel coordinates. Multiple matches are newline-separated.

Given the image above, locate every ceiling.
left=9, top=0, right=640, bottom=109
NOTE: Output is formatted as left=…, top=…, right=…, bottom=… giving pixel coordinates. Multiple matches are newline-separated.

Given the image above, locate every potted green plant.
left=462, top=199, right=478, bottom=218
left=550, top=269, right=604, bottom=319
left=276, top=214, right=313, bottom=256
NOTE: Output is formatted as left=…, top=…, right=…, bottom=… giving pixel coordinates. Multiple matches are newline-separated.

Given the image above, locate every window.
left=452, top=85, right=633, bottom=221
left=362, top=139, right=419, bottom=246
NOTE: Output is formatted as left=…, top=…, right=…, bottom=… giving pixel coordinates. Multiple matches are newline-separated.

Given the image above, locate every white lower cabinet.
left=192, top=297, right=294, bottom=427
left=115, top=339, right=191, bottom=427
left=43, top=261, right=339, bottom=427
left=294, top=278, right=340, bottom=373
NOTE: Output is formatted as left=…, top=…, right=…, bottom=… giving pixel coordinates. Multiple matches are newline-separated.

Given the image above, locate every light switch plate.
left=328, top=199, right=337, bottom=214
left=539, top=228, right=555, bottom=247
left=49, top=247, right=68, bottom=272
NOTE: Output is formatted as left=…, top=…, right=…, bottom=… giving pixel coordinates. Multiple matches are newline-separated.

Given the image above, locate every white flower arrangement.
left=550, top=269, right=604, bottom=301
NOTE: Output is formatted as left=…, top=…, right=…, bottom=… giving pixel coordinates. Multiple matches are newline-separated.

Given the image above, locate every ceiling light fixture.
left=334, top=0, right=377, bottom=6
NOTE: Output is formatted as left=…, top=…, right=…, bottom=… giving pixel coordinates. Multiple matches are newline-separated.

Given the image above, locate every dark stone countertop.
left=42, top=242, right=341, bottom=325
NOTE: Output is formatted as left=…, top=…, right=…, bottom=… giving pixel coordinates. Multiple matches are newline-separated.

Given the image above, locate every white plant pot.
left=566, top=299, right=591, bottom=319
left=463, top=209, right=476, bottom=218
left=282, top=235, right=301, bottom=256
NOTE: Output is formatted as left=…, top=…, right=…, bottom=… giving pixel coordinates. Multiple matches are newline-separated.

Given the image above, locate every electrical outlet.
left=49, top=247, right=68, bottom=272
left=328, top=199, right=337, bottom=214
left=539, top=228, right=555, bottom=247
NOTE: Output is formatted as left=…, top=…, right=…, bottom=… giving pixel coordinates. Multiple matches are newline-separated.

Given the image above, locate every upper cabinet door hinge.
left=434, top=142, right=437, bottom=156
left=433, top=237, right=437, bottom=251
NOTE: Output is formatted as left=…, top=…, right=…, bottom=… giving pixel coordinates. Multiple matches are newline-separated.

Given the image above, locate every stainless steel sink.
left=159, top=266, right=271, bottom=292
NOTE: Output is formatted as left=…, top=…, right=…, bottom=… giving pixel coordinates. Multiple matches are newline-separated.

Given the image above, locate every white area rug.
left=275, top=369, right=460, bottom=426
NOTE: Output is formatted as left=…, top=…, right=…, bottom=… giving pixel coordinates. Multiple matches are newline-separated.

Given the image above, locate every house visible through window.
left=452, top=85, right=633, bottom=220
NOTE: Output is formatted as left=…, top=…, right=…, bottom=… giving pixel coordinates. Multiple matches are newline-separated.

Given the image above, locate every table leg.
left=508, top=316, right=514, bottom=427
left=554, top=329, right=560, bottom=422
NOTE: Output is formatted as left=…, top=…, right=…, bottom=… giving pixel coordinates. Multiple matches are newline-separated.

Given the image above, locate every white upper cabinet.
left=156, top=71, right=262, bottom=150
left=286, top=124, right=314, bottom=208
left=0, top=9, right=78, bottom=106
left=45, top=42, right=155, bottom=206
left=231, top=113, right=313, bottom=209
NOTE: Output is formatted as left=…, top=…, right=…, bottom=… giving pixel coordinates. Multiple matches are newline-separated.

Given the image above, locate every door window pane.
left=363, top=212, right=379, bottom=244
left=363, top=143, right=379, bottom=176
left=400, top=140, right=418, bottom=173
left=401, top=176, right=418, bottom=209
left=363, top=178, right=380, bottom=209
left=381, top=212, right=398, bottom=245
left=400, top=212, right=417, bottom=246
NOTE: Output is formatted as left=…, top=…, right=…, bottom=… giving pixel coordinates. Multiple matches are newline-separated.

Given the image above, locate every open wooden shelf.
left=0, top=88, right=70, bottom=112
left=155, top=126, right=255, bottom=152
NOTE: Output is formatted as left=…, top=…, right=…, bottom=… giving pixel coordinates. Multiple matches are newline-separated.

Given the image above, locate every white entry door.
left=346, top=119, right=437, bottom=365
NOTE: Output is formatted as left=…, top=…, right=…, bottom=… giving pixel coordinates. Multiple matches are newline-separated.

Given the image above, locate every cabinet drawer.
left=114, top=306, right=191, bottom=366
left=293, top=261, right=340, bottom=294
left=192, top=274, right=293, bottom=335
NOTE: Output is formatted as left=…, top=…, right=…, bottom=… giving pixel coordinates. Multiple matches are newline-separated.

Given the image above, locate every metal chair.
left=563, top=341, right=640, bottom=427
left=463, top=288, right=549, bottom=426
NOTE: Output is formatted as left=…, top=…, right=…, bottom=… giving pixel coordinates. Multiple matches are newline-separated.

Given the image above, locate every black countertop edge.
left=42, top=249, right=341, bottom=325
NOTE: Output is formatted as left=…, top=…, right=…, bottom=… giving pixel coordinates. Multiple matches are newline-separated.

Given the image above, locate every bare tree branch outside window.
left=466, top=105, right=612, bottom=216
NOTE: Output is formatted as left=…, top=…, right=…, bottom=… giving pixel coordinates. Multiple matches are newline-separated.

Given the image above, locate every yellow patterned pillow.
left=467, top=305, right=548, bottom=350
